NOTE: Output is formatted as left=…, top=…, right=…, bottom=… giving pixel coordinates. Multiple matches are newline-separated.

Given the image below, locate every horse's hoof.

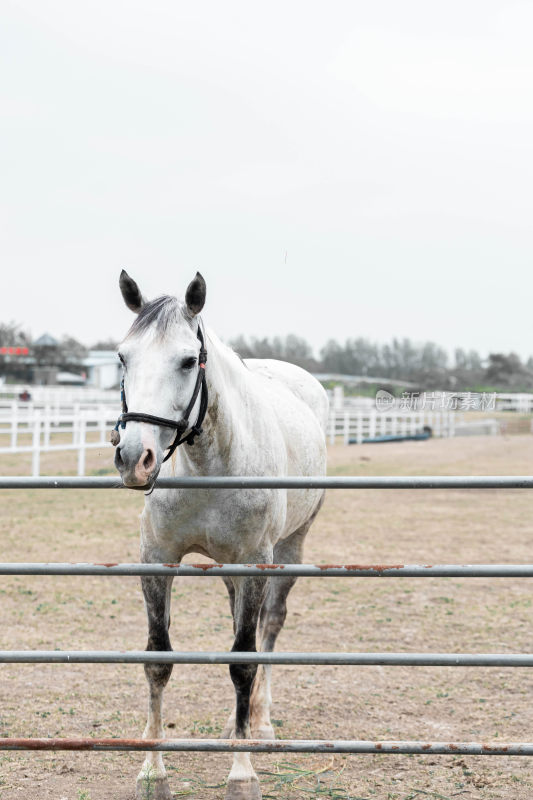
left=135, top=776, right=172, bottom=800
left=251, top=724, right=276, bottom=740
left=225, top=776, right=262, bottom=800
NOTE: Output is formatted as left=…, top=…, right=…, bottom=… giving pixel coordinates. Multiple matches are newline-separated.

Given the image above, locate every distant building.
left=32, top=333, right=60, bottom=385
left=33, top=333, right=59, bottom=348
left=83, top=351, right=121, bottom=390
left=1, top=335, right=120, bottom=388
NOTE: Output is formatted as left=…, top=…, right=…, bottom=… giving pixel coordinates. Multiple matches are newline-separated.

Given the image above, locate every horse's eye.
left=181, top=357, right=197, bottom=370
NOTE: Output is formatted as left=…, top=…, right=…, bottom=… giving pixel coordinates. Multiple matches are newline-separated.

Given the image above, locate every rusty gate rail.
left=1, top=561, right=533, bottom=577
left=1, top=737, right=533, bottom=755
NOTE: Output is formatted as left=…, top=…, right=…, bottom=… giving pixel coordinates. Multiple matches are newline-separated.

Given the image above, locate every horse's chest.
left=145, top=488, right=284, bottom=560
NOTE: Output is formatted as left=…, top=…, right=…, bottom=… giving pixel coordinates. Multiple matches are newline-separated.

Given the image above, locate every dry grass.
left=1, top=435, right=533, bottom=798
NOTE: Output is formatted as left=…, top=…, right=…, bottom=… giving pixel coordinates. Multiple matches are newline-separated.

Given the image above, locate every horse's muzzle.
left=114, top=441, right=160, bottom=489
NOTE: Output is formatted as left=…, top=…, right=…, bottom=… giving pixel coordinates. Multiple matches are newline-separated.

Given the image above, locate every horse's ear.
left=185, top=272, right=206, bottom=316
left=119, top=269, right=145, bottom=314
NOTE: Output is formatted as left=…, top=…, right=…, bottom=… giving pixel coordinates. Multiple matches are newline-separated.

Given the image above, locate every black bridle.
left=110, top=326, right=208, bottom=463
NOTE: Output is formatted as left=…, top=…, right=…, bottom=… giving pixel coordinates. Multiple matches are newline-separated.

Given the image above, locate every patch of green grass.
left=259, top=760, right=362, bottom=799
left=189, top=718, right=221, bottom=735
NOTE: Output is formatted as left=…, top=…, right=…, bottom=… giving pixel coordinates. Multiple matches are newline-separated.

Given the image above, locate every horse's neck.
left=176, top=329, right=244, bottom=474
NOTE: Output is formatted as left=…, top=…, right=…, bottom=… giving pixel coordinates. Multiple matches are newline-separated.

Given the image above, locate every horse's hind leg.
left=251, top=519, right=314, bottom=739
left=136, top=575, right=174, bottom=800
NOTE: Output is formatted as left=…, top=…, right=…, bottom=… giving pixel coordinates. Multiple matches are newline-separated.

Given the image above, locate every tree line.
left=2, top=320, right=533, bottom=391
left=229, top=334, right=533, bottom=391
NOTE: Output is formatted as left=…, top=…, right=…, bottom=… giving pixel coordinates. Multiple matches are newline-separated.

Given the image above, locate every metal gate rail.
left=1, top=738, right=532, bottom=755
left=2, top=650, right=533, bottom=666
left=1, top=475, right=533, bottom=489
left=3, top=474, right=533, bottom=759
left=1, top=562, right=533, bottom=577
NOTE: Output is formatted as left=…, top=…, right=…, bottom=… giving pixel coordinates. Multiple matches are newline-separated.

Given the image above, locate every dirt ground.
left=2, top=434, right=533, bottom=799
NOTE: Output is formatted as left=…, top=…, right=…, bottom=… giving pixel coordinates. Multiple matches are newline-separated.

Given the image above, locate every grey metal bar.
left=1, top=475, right=533, bottom=490
left=2, top=562, right=533, bottom=577
left=2, top=650, right=533, bottom=666
left=1, top=737, right=531, bottom=755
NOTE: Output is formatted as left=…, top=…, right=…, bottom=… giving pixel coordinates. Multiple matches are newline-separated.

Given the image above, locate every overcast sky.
left=1, top=0, right=532, bottom=359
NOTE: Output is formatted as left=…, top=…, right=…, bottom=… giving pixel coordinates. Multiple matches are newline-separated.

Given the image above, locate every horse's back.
left=244, top=358, right=329, bottom=433
left=242, top=357, right=328, bottom=536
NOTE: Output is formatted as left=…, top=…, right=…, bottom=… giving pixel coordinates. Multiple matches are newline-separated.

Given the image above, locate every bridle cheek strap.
left=111, top=326, right=208, bottom=461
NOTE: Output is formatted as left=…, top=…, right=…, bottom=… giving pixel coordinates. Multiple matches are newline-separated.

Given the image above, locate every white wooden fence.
left=328, top=410, right=455, bottom=445
left=0, top=403, right=119, bottom=476
left=0, top=402, right=503, bottom=476
left=495, top=394, right=533, bottom=413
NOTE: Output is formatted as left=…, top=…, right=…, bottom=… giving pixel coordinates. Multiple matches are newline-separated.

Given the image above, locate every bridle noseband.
left=110, top=325, right=208, bottom=463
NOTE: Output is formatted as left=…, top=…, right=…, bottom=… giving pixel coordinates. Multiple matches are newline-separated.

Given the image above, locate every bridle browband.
left=110, top=325, right=208, bottom=463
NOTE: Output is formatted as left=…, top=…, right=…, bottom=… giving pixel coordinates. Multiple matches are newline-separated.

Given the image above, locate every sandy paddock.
left=1, top=434, right=533, bottom=799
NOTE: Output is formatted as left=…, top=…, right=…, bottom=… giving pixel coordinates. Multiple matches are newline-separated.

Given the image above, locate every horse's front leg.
left=226, top=574, right=268, bottom=800
left=136, top=574, right=174, bottom=800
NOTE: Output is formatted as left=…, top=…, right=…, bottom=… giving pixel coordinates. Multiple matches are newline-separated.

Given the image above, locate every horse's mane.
left=127, top=295, right=180, bottom=339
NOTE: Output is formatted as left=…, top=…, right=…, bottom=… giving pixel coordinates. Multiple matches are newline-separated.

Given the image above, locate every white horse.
left=114, top=271, right=328, bottom=800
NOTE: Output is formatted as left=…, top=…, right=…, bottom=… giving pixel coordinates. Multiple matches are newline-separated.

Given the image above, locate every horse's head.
left=114, top=270, right=207, bottom=489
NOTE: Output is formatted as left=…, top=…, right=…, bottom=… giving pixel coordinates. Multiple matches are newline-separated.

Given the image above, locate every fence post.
left=448, top=412, right=455, bottom=437
left=73, top=404, right=80, bottom=445
left=343, top=412, right=350, bottom=446
left=10, top=402, right=17, bottom=450
left=43, top=412, right=51, bottom=449
left=32, top=412, right=41, bottom=477
left=356, top=413, right=363, bottom=445
left=369, top=411, right=376, bottom=440
left=328, top=413, right=336, bottom=446
left=99, top=407, right=106, bottom=444
left=77, top=416, right=87, bottom=477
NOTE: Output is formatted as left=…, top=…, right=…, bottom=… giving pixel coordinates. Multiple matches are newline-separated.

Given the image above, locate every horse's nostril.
left=142, top=449, right=155, bottom=472
left=115, top=447, right=124, bottom=467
